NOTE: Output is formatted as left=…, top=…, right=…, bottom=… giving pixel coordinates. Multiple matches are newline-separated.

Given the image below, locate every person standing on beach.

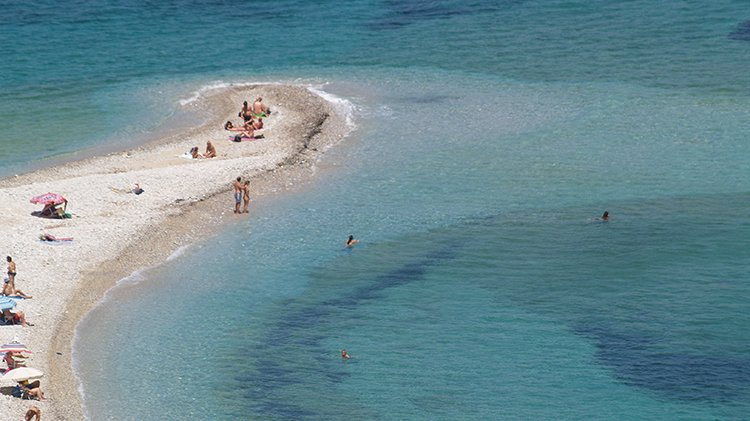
left=242, top=181, right=251, bottom=214
left=233, top=177, right=243, bottom=214
left=6, top=256, right=16, bottom=291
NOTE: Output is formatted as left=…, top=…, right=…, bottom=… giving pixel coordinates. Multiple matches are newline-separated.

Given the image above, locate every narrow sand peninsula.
left=0, top=84, right=351, bottom=420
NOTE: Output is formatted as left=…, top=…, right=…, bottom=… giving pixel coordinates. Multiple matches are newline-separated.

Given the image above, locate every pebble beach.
left=0, top=84, right=351, bottom=420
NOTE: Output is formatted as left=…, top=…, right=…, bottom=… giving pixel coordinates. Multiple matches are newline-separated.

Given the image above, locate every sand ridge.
left=0, top=84, right=352, bottom=420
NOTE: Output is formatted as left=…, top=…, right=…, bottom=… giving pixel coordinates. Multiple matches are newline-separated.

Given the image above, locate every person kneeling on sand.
left=190, top=146, right=204, bottom=159
left=16, top=380, right=45, bottom=401
left=205, top=141, right=216, bottom=158
left=2, top=308, right=31, bottom=326
left=3, top=278, right=32, bottom=299
left=25, top=405, right=41, bottom=421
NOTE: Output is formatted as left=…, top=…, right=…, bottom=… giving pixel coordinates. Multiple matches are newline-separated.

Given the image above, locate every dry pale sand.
left=0, top=84, right=352, bottom=420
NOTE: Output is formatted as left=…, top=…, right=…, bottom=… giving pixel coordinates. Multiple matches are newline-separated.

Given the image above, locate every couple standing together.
left=233, top=176, right=251, bottom=214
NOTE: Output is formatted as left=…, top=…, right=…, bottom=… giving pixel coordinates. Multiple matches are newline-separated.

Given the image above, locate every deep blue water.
left=2, top=0, right=749, bottom=419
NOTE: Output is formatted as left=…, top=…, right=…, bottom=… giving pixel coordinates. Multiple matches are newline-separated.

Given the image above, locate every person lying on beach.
left=3, top=278, right=32, bottom=299
left=2, top=308, right=31, bottom=326
left=132, top=183, right=144, bottom=195
left=346, top=235, right=359, bottom=247
left=224, top=121, right=256, bottom=140
left=253, top=97, right=271, bottom=116
left=40, top=233, right=74, bottom=242
left=205, top=141, right=217, bottom=158
left=25, top=406, right=41, bottom=421
left=17, top=380, right=45, bottom=401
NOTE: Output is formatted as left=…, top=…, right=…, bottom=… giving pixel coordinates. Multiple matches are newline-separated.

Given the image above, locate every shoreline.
left=0, top=84, right=353, bottom=420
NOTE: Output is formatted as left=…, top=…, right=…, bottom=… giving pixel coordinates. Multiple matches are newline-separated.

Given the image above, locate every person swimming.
left=601, top=211, right=609, bottom=221
left=341, top=349, right=351, bottom=360
left=346, top=235, right=359, bottom=247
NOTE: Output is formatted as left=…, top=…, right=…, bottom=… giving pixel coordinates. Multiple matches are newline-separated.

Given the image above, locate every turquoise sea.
left=3, top=1, right=750, bottom=419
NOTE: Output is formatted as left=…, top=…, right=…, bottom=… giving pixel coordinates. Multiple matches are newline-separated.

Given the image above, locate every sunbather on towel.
left=40, top=233, right=73, bottom=242
left=17, top=380, right=45, bottom=401
left=2, top=309, right=31, bottom=326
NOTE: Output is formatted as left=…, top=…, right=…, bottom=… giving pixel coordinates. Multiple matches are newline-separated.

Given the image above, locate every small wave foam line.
left=307, top=84, right=358, bottom=130
left=178, top=80, right=289, bottom=106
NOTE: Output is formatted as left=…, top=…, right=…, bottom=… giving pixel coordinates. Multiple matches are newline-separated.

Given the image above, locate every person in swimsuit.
left=3, top=279, right=32, bottom=299
left=239, top=101, right=253, bottom=122
left=242, top=181, right=250, bottom=214
left=205, top=141, right=217, bottom=158
left=6, top=256, right=16, bottom=291
left=224, top=121, right=255, bottom=139
left=25, top=406, right=41, bottom=421
left=190, top=146, right=204, bottom=159
left=3, top=350, right=18, bottom=370
left=2, top=309, right=30, bottom=327
left=40, top=234, right=73, bottom=242
left=341, top=349, right=351, bottom=360
left=132, top=183, right=144, bottom=195
left=18, top=380, right=45, bottom=401
left=252, top=118, right=264, bottom=130
left=252, top=97, right=270, bottom=116
left=601, top=211, right=609, bottom=221
left=233, top=177, right=243, bottom=214
left=346, top=235, right=359, bottom=247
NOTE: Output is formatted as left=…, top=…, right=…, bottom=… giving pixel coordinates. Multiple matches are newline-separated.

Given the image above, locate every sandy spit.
left=0, top=84, right=352, bottom=420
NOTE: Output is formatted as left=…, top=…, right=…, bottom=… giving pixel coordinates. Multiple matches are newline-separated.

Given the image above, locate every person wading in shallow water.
left=233, top=177, right=243, bottom=214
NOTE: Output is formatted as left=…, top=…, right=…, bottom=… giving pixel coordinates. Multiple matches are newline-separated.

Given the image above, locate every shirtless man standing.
left=233, top=177, right=243, bottom=214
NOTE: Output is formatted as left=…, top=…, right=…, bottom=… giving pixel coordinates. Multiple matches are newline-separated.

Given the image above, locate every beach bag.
left=233, top=134, right=242, bottom=142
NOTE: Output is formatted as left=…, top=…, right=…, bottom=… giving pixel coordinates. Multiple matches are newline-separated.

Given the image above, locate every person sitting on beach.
left=16, top=380, right=45, bottom=401
left=252, top=97, right=271, bottom=117
left=190, top=146, right=204, bottom=159
left=3, top=350, right=18, bottom=370
left=40, top=203, right=64, bottom=218
left=25, top=405, right=41, bottom=421
left=40, top=233, right=73, bottom=242
left=341, top=349, right=351, bottom=360
left=3, top=278, right=32, bottom=299
left=2, top=308, right=31, bottom=326
left=346, top=235, right=359, bottom=248
left=251, top=118, right=264, bottom=130
left=132, top=183, right=144, bottom=195
left=205, top=141, right=217, bottom=158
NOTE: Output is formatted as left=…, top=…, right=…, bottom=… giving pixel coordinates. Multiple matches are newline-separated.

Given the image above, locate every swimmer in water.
left=346, top=235, right=359, bottom=247
left=341, top=349, right=350, bottom=360
left=601, top=211, right=609, bottom=221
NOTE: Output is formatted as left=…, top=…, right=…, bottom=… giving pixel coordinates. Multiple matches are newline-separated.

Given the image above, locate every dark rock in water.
left=728, top=20, right=750, bottom=41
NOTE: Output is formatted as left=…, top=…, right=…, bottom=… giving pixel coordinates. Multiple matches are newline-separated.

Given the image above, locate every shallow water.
left=3, top=0, right=749, bottom=419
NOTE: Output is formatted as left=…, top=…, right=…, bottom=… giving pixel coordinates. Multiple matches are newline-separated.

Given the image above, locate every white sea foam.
left=307, top=84, right=358, bottom=130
